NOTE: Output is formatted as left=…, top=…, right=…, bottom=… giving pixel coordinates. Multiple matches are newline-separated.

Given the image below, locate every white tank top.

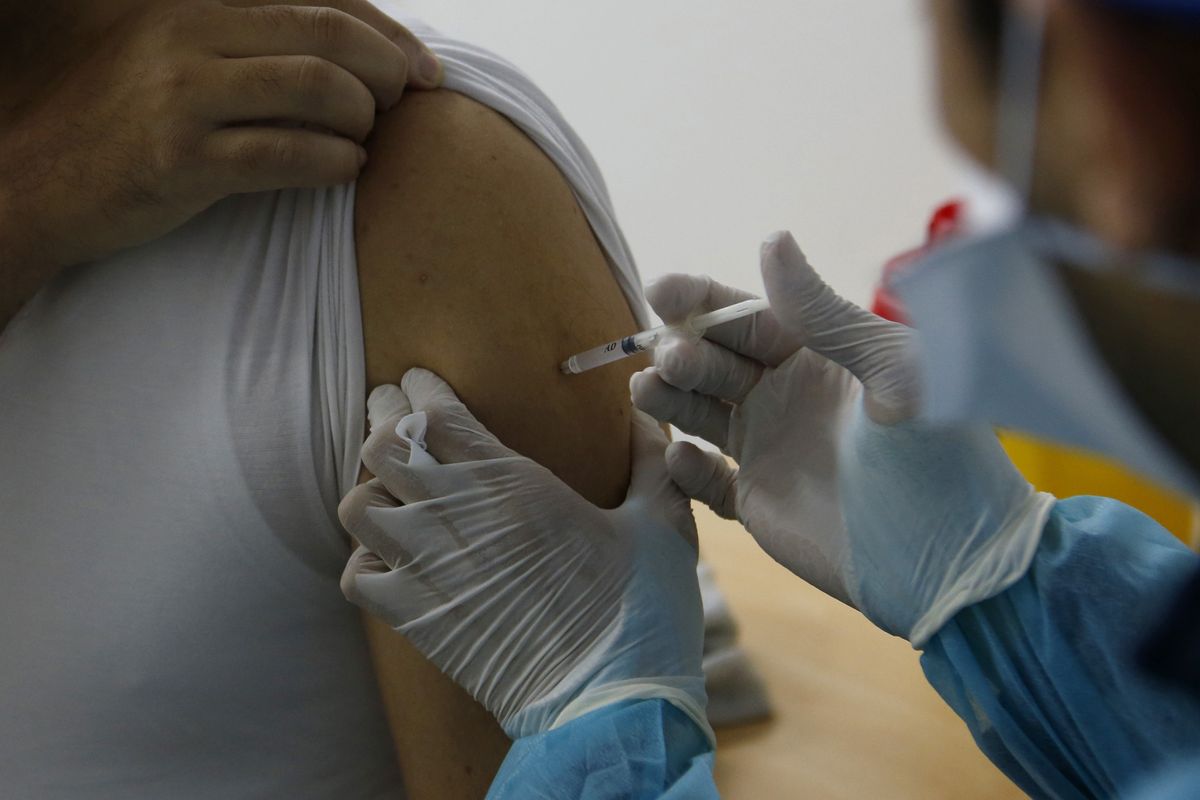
left=0, top=15, right=644, bottom=798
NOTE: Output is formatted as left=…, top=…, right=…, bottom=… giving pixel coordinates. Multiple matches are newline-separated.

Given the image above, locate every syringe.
left=560, top=297, right=771, bottom=375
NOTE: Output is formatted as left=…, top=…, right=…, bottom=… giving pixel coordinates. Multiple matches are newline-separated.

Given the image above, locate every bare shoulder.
left=354, top=88, right=643, bottom=508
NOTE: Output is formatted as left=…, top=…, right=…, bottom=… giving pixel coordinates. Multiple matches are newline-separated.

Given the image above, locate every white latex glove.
left=632, top=231, right=1054, bottom=645
left=340, top=369, right=711, bottom=741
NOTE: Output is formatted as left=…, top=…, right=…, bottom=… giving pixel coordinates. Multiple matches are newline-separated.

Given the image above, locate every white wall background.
left=400, top=0, right=978, bottom=312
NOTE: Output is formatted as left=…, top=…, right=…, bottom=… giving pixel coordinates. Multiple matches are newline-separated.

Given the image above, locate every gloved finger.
left=344, top=544, right=389, bottom=578
left=342, top=554, right=402, bottom=624
left=401, top=368, right=515, bottom=463
left=363, top=430, right=505, bottom=505
left=625, top=409, right=670, bottom=497
left=400, top=367, right=462, bottom=411
left=645, top=273, right=801, bottom=367
left=654, top=334, right=764, bottom=404
left=367, top=384, right=412, bottom=432
left=626, top=412, right=701, bottom=549
left=630, top=368, right=731, bottom=449
left=665, top=441, right=738, bottom=520
left=360, top=503, right=423, bottom=568
left=360, top=425, right=435, bottom=504
left=341, top=545, right=390, bottom=614
left=342, top=469, right=488, bottom=567
left=338, top=478, right=408, bottom=558
left=363, top=421, right=531, bottom=512
left=342, top=547, right=454, bottom=630
left=645, top=273, right=757, bottom=324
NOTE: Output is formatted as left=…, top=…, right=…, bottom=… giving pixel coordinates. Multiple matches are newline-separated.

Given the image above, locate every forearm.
left=921, top=496, right=1200, bottom=799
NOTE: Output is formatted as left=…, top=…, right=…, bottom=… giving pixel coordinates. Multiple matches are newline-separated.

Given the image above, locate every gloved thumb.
left=399, top=368, right=516, bottom=464
left=760, top=231, right=918, bottom=423
left=759, top=230, right=877, bottom=355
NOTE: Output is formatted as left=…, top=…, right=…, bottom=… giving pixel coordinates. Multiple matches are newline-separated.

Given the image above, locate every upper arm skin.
left=353, top=89, right=645, bottom=799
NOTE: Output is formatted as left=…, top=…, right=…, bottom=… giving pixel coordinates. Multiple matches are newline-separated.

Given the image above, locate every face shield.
left=892, top=0, right=1200, bottom=495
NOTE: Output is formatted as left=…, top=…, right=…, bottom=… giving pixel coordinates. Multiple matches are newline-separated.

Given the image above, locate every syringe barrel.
left=561, top=337, right=634, bottom=374
left=561, top=330, right=661, bottom=374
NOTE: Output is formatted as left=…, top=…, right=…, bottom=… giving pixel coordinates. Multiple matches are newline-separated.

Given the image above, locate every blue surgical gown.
left=488, top=496, right=1200, bottom=799
left=922, top=496, right=1200, bottom=799
left=487, top=699, right=717, bottom=799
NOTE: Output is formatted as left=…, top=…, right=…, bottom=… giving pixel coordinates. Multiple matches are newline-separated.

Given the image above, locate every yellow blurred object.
left=1000, top=431, right=1200, bottom=548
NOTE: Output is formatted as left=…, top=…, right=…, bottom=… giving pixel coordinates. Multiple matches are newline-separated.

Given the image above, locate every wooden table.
left=699, top=508, right=1026, bottom=799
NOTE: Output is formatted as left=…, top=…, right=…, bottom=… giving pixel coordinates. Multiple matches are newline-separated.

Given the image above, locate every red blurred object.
left=870, top=199, right=965, bottom=325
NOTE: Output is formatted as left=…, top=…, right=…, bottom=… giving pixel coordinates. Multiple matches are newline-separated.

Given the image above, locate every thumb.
left=760, top=231, right=918, bottom=423
left=401, top=368, right=515, bottom=463
left=759, top=230, right=885, bottom=361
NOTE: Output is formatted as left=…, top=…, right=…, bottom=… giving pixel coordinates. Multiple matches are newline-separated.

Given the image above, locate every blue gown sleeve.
left=921, top=496, right=1200, bottom=800
left=486, top=699, right=718, bottom=800
left=1126, top=757, right=1200, bottom=800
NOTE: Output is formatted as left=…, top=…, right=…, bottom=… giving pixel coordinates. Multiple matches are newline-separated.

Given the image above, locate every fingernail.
left=418, top=51, right=442, bottom=84
left=629, top=369, right=657, bottom=405
left=367, top=384, right=406, bottom=430
left=656, top=342, right=688, bottom=383
left=761, top=230, right=788, bottom=257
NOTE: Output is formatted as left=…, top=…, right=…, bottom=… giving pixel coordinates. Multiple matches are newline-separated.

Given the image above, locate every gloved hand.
left=340, top=369, right=711, bottom=741
left=631, top=231, right=1055, bottom=645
